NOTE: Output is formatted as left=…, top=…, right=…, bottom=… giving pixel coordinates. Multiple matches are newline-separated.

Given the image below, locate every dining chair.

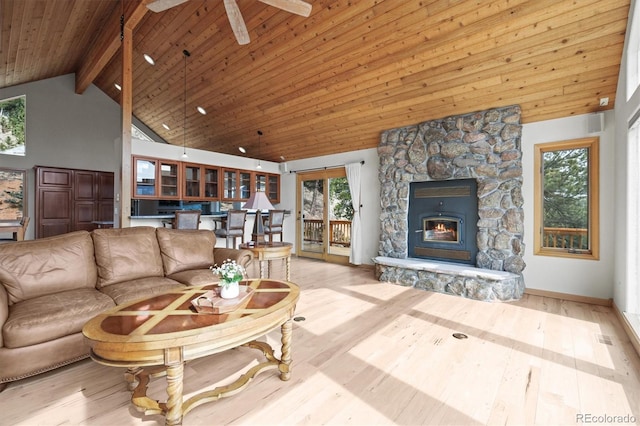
left=214, top=210, right=247, bottom=248
left=171, top=210, right=201, bottom=229
left=263, top=210, right=285, bottom=242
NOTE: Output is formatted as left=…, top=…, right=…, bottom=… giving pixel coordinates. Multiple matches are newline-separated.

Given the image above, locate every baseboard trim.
left=524, top=289, right=640, bottom=359
left=612, top=302, right=640, bottom=360
left=524, top=288, right=612, bottom=306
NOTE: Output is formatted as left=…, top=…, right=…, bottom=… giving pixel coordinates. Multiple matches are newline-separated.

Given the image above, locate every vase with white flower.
left=210, top=260, right=246, bottom=299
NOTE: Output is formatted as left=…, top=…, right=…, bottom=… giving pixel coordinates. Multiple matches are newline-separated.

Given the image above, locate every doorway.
left=296, top=168, right=353, bottom=264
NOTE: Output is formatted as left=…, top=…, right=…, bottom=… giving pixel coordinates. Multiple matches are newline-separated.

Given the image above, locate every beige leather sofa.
left=0, top=226, right=253, bottom=390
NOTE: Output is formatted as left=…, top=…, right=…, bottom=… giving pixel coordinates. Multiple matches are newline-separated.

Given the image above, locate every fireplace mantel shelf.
left=374, top=257, right=518, bottom=281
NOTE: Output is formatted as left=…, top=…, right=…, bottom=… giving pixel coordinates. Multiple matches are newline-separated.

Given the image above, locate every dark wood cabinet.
left=35, top=166, right=114, bottom=238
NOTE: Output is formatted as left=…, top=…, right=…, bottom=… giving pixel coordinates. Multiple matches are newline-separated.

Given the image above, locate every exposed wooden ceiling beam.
left=75, top=0, right=149, bottom=94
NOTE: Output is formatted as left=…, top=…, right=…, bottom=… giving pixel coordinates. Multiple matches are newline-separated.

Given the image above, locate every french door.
left=296, top=168, right=351, bottom=264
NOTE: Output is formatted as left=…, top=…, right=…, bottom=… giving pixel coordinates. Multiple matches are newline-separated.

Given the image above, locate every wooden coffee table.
left=82, top=278, right=299, bottom=426
left=239, top=241, right=293, bottom=280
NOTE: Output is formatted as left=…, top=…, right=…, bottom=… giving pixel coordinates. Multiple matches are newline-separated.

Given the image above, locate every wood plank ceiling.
left=0, top=0, right=631, bottom=162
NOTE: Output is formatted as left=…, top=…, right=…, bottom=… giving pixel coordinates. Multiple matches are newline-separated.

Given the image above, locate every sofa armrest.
left=213, top=248, right=254, bottom=271
left=0, top=285, right=8, bottom=348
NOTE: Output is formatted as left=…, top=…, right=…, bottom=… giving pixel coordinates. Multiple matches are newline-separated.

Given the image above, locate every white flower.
left=210, top=259, right=245, bottom=286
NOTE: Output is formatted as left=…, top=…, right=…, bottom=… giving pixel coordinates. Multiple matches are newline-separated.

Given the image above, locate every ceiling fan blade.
left=223, top=0, right=250, bottom=45
left=258, top=0, right=312, bottom=17
left=147, top=0, right=190, bottom=13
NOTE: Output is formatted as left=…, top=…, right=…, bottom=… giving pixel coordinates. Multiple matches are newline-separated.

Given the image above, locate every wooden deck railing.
left=543, top=227, right=588, bottom=249
left=303, top=219, right=352, bottom=247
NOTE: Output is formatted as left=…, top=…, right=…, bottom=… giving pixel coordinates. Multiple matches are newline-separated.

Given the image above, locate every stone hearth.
left=375, top=105, right=526, bottom=302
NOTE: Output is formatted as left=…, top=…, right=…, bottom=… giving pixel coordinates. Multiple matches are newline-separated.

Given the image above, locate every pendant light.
left=181, top=49, right=190, bottom=160
left=256, top=130, right=263, bottom=169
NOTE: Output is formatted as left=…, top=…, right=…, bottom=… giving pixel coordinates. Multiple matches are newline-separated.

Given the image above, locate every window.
left=132, top=124, right=155, bottom=142
left=629, top=113, right=640, bottom=321
left=534, top=137, right=599, bottom=260
left=0, top=168, right=26, bottom=219
left=0, top=95, right=26, bottom=156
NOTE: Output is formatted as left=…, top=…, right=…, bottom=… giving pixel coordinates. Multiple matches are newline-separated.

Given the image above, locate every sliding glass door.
left=296, top=168, right=352, bottom=264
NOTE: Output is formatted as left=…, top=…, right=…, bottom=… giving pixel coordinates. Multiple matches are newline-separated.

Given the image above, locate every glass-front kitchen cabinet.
left=223, top=170, right=280, bottom=202
left=133, top=156, right=181, bottom=200
left=255, top=172, right=280, bottom=203
left=203, top=167, right=219, bottom=198
left=133, top=156, right=278, bottom=203
left=159, top=161, right=180, bottom=198
left=182, top=163, right=220, bottom=201
left=222, top=169, right=251, bottom=200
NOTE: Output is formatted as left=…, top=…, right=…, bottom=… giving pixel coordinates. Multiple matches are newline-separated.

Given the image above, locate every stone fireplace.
left=374, top=105, right=525, bottom=302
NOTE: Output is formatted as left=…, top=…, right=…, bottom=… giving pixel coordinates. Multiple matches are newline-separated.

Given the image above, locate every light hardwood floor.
left=3, top=257, right=640, bottom=425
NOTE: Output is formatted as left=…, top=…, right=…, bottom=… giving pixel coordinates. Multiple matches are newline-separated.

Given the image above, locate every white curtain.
left=345, top=162, right=363, bottom=265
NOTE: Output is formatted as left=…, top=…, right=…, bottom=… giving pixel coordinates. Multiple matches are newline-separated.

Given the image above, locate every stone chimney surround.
left=375, top=105, right=526, bottom=302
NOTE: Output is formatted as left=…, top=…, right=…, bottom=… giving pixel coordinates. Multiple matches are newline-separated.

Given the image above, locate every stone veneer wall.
left=376, top=105, right=526, bottom=301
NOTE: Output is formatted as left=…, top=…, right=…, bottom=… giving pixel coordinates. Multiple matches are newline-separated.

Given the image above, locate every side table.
left=239, top=241, right=293, bottom=280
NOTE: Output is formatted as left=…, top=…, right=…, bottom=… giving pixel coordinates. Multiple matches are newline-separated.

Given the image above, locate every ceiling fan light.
left=197, top=106, right=207, bottom=115
left=143, top=53, right=155, bottom=65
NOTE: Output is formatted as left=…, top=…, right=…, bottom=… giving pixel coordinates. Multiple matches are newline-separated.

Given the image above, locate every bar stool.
left=264, top=210, right=285, bottom=242
left=214, top=210, right=247, bottom=248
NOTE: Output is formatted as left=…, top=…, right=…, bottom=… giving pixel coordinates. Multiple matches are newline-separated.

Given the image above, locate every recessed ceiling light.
left=114, top=83, right=122, bottom=91
left=239, top=147, right=246, bottom=153
left=143, top=53, right=155, bottom=65
left=162, top=123, right=170, bottom=130
left=197, top=106, right=207, bottom=115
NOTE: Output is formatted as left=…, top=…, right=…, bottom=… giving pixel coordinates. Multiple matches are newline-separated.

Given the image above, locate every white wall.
left=132, top=140, right=280, bottom=175
left=614, top=0, right=640, bottom=313
left=522, top=112, right=616, bottom=299
left=0, top=74, right=122, bottom=239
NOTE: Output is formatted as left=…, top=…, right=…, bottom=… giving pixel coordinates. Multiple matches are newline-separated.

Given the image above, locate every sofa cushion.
left=167, top=269, right=218, bottom=286
left=3, top=288, right=115, bottom=348
left=92, top=227, right=164, bottom=288
left=0, top=231, right=98, bottom=305
left=156, top=228, right=216, bottom=276
left=97, top=276, right=185, bottom=305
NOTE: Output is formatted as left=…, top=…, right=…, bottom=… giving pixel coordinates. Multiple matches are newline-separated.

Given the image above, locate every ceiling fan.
left=146, top=0, right=312, bottom=45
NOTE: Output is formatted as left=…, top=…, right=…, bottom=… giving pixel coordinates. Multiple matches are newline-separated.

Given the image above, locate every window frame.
left=0, top=167, right=27, bottom=219
left=534, top=137, right=600, bottom=260
left=0, top=94, right=26, bottom=156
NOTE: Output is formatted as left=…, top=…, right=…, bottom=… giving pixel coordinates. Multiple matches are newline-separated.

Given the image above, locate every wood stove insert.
left=408, top=179, right=478, bottom=265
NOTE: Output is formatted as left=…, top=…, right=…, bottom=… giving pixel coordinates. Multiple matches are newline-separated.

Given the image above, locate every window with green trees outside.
left=534, top=137, right=599, bottom=260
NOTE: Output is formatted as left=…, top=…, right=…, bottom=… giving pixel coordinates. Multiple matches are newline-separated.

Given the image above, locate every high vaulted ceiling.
left=0, top=0, right=631, bottom=162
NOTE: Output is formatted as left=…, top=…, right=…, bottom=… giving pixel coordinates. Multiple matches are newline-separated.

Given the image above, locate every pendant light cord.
left=257, top=130, right=263, bottom=169
left=183, top=50, right=190, bottom=157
